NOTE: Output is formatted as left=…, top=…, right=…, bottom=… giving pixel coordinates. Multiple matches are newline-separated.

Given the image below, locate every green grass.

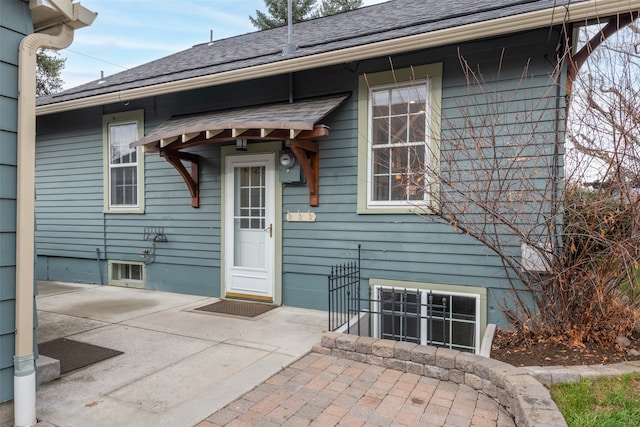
left=550, top=373, right=640, bottom=427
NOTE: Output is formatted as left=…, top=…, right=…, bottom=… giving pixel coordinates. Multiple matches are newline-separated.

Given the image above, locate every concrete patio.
left=33, top=281, right=326, bottom=427
left=26, top=280, right=635, bottom=427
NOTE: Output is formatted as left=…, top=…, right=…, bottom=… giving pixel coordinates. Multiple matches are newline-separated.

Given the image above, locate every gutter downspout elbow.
left=14, top=24, right=75, bottom=427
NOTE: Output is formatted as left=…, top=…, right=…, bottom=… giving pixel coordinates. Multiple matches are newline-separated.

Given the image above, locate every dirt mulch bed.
left=490, top=329, right=640, bottom=367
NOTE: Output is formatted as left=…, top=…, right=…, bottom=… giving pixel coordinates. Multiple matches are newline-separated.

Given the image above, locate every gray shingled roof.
left=39, top=0, right=578, bottom=106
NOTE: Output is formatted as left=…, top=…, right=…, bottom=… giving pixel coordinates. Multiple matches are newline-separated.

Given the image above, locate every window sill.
left=110, top=280, right=144, bottom=289
left=357, top=204, right=438, bottom=215
left=104, top=208, right=145, bottom=214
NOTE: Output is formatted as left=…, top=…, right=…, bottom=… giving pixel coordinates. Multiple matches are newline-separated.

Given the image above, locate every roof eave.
left=30, top=0, right=96, bottom=33
left=35, top=0, right=640, bottom=116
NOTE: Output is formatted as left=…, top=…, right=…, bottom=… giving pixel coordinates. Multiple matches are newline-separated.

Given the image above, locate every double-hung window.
left=110, top=123, right=138, bottom=205
left=103, top=110, right=145, bottom=212
left=371, top=83, right=428, bottom=203
left=358, top=64, right=442, bottom=213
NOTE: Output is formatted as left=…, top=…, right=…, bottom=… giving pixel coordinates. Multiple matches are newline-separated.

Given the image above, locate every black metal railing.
left=327, top=244, right=361, bottom=334
left=328, top=249, right=477, bottom=352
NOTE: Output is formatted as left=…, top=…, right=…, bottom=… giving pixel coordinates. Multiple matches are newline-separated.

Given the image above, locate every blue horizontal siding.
left=41, top=257, right=103, bottom=285
left=0, top=131, right=17, bottom=166
left=35, top=114, right=222, bottom=288
left=0, top=267, right=15, bottom=302
left=34, top=28, right=564, bottom=329
left=279, top=30, right=562, bottom=325
left=0, top=62, right=18, bottom=100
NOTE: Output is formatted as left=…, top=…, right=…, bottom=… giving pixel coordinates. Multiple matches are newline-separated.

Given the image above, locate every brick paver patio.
left=196, top=352, right=515, bottom=427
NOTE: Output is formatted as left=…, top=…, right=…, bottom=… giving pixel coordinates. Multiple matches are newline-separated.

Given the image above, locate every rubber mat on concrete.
left=195, top=299, right=276, bottom=317
left=38, top=338, right=123, bottom=374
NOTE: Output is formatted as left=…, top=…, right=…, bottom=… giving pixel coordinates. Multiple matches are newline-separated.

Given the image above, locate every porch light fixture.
left=236, top=138, right=247, bottom=151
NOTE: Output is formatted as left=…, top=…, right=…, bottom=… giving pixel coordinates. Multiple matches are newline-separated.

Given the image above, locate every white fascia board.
left=35, top=0, right=640, bottom=116
left=31, top=0, right=74, bottom=17
left=30, top=0, right=96, bottom=32
left=29, top=0, right=73, bottom=31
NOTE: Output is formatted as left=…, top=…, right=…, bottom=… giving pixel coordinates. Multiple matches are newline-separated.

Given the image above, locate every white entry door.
left=224, top=153, right=275, bottom=301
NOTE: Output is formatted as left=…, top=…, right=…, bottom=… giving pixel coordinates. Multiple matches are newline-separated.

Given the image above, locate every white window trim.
left=370, top=278, right=485, bottom=354
left=108, top=260, right=146, bottom=289
left=103, top=110, right=145, bottom=213
left=357, top=63, right=442, bottom=214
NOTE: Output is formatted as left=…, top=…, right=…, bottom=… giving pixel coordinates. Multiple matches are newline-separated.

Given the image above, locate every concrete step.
left=37, top=355, right=60, bottom=385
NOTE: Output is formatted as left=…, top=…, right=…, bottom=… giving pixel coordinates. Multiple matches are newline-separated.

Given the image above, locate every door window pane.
left=234, top=165, right=266, bottom=268
left=235, top=167, right=265, bottom=230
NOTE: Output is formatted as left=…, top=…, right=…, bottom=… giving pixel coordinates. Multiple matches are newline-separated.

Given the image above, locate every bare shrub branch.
left=365, top=19, right=640, bottom=347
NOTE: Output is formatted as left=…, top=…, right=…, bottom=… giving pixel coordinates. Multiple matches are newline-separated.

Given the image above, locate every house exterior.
left=34, top=0, right=639, bottom=354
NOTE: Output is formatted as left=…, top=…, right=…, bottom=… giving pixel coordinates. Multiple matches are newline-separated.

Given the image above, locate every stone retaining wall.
left=522, top=361, right=640, bottom=386
left=315, top=331, right=567, bottom=427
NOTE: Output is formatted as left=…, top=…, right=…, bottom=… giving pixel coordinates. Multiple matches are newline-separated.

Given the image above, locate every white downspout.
left=14, top=24, right=74, bottom=427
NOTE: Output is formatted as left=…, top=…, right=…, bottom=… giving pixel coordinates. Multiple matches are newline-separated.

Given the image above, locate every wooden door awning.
left=131, top=94, right=349, bottom=207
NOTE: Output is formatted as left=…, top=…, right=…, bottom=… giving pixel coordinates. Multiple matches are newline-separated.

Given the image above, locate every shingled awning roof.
left=132, top=94, right=349, bottom=208
left=132, top=94, right=348, bottom=151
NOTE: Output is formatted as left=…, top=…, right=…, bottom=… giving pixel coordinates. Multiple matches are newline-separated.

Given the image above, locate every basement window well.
left=371, top=280, right=485, bottom=354
left=108, top=261, right=145, bottom=289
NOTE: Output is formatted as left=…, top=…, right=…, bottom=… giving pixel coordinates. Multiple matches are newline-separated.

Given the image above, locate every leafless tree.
left=369, top=18, right=640, bottom=347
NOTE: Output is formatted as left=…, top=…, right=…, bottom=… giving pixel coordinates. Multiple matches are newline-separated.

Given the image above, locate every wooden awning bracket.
left=148, top=125, right=329, bottom=208
left=160, top=150, right=200, bottom=208
left=287, top=138, right=320, bottom=206
left=567, top=12, right=638, bottom=95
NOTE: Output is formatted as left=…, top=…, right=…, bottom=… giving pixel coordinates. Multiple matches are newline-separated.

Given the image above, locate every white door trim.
left=224, top=153, right=276, bottom=301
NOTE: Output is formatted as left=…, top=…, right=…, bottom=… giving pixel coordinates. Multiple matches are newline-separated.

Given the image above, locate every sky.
left=59, top=0, right=386, bottom=89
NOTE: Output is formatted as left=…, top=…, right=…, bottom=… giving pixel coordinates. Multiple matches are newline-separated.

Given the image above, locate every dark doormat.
left=38, top=338, right=123, bottom=374
left=195, top=299, right=276, bottom=318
